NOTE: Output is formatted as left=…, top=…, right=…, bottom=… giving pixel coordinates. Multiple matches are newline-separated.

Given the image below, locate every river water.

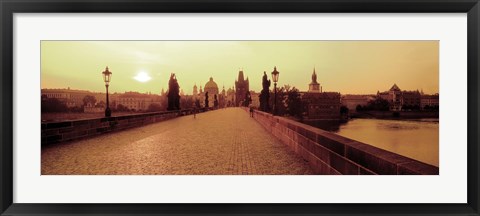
left=306, top=118, right=439, bottom=167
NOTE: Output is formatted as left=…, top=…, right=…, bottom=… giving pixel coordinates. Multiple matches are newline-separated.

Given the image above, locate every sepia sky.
left=41, top=41, right=439, bottom=95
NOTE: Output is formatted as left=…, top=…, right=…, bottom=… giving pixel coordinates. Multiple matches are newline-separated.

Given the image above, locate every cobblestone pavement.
left=42, top=108, right=314, bottom=175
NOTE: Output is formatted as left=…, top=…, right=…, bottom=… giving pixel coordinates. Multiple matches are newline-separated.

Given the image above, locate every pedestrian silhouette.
left=249, top=105, right=254, bottom=117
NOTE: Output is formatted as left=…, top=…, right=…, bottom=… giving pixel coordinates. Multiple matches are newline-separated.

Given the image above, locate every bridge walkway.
left=42, top=108, right=314, bottom=175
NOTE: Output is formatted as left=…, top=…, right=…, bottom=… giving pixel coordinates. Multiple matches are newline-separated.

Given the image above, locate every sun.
left=133, top=71, right=152, bottom=83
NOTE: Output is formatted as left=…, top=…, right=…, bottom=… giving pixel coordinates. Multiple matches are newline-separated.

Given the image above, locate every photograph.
left=40, top=40, right=439, bottom=175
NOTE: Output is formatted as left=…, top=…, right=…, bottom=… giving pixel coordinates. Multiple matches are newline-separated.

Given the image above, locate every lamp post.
left=271, top=66, right=280, bottom=115
left=102, top=66, right=112, bottom=117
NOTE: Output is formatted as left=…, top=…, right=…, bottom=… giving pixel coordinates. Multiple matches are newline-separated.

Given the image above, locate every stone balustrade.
left=41, top=108, right=207, bottom=145
left=250, top=109, right=439, bottom=175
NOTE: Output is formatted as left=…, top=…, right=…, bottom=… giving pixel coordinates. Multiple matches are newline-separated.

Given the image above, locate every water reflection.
left=304, top=118, right=439, bottom=167
left=303, top=120, right=343, bottom=132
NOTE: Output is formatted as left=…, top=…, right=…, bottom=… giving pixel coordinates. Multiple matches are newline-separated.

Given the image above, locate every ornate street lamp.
left=271, top=66, right=280, bottom=115
left=102, top=66, right=112, bottom=117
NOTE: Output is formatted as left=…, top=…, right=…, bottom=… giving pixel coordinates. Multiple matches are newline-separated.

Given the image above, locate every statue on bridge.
left=259, top=71, right=271, bottom=111
left=214, top=94, right=218, bottom=108
left=167, top=73, right=181, bottom=111
left=204, top=92, right=209, bottom=108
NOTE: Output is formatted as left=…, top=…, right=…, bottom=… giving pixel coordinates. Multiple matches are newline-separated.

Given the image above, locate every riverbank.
left=350, top=111, right=439, bottom=120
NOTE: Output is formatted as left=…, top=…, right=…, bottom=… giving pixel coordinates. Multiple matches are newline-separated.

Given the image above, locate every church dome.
left=205, top=77, right=218, bottom=90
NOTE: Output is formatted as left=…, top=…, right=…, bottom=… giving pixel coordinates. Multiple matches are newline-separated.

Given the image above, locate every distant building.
left=83, top=103, right=104, bottom=113
left=197, top=85, right=205, bottom=107
left=302, top=92, right=341, bottom=120
left=219, top=86, right=227, bottom=108
left=204, top=77, right=219, bottom=108
left=221, top=85, right=226, bottom=97
left=421, top=94, right=439, bottom=109
left=41, top=88, right=105, bottom=108
left=301, top=69, right=341, bottom=120
left=41, top=88, right=164, bottom=112
left=308, top=68, right=322, bottom=93
left=226, top=86, right=236, bottom=107
left=192, top=84, right=198, bottom=99
left=377, top=84, right=429, bottom=111
left=402, top=90, right=421, bottom=109
left=341, top=94, right=375, bottom=112
left=235, top=70, right=249, bottom=106
left=249, top=90, right=260, bottom=108
left=377, top=84, right=402, bottom=111
left=117, top=91, right=162, bottom=111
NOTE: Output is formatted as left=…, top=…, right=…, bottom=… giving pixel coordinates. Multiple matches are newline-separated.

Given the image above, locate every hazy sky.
left=41, top=41, right=439, bottom=95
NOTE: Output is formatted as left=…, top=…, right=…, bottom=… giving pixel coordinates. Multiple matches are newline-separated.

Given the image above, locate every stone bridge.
left=41, top=107, right=438, bottom=175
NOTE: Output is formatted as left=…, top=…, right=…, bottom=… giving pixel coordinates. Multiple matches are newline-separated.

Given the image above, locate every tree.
left=356, top=104, right=363, bottom=112
left=285, top=87, right=303, bottom=117
left=269, top=85, right=287, bottom=116
left=83, top=95, right=96, bottom=107
left=147, top=103, right=162, bottom=112
left=340, top=105, right=349, bottom=115
left=41, top=97, right=68, bottom=112
left=116, top=104, right=129, bottom=112
left=423, top=105, right=438, bottom=111
left=167, top=73, right=181, bottom=110
left=180, top=96, right=194, bottom=109
left=402, top=104, right=411, bottom=111
left=367, top=97, right=390, bottom=111
left=95, top=101, right=105, bottom=108
left=159, top=95, right=168, bottom=111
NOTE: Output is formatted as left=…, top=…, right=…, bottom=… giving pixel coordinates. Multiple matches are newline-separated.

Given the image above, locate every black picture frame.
left=1, top=0, right=479, bottom=215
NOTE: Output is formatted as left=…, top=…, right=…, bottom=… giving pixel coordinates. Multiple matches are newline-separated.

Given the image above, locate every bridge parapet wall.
left=42, top=108, right=208, bottom=145
left=251, top=109, right=439, bottom=175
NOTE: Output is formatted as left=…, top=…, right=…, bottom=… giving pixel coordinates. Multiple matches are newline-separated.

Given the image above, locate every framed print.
left=1, top=0, right=479, bottom=215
